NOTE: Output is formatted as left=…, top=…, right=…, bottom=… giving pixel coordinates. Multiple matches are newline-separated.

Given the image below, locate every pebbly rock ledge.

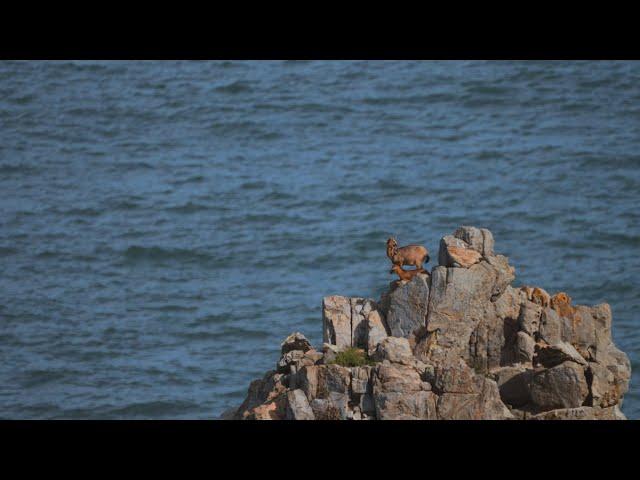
left=223, top=226, right=631, bottom=420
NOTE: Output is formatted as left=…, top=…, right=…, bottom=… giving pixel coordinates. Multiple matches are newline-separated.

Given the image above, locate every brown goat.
left=389, top=264, right=427, bottom=282
left=386, top=237, right=429, bottom=269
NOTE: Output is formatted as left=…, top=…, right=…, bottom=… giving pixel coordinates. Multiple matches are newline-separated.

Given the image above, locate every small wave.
left=336, top=192, right=368, bottom=203
left=7, top=93, right=36, bottom=105
left=208, top=121, right=282, bottom=140
left=463, top=84, right=515, bottom=96
left=170, top=175, right=206, bottom=186
left=178, top=326, right=270, bottom=341
left=215, top=61, right=250, bottom=70
left=261, top=191, right=296, bottom=202
left=240, top=180, right=268, bottom=190
left=123, top=246, right=221, bottom=265
left=109, top=161, right=154, bottom=171
left=189, top=313, right=229, bottom=326
left=375, top=178, right=405, bottom=190
left=0, top=246, right=18, bottom=256
left=462, top=96, right=510, bottom=108
left=150, top=304, right=199, bottom=313
left=580, top=155, right=640, bottom=169
left=165, top=202, right=209, bottom=214
left=18, top=369, right=68, bottom=388
left=106, top=400, right=200, bottom=417
left=214, top=80, right=252, bottom=94
left=0, top=163, right=35, bottom=174
left=65, top=207, right=102, bottom=217
left=476, top=150, right=507, bottom=161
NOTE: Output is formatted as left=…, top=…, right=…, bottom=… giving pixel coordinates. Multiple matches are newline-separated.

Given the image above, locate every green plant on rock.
left=330, top=347, right=376, bottom=367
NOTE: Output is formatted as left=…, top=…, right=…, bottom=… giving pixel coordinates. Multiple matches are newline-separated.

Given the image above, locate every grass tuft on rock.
left=330, top=347, right=376, bottom=367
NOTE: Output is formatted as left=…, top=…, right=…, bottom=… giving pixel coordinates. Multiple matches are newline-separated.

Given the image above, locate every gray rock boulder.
left=529, top=405, right=626, bottom=420
left=530, top=361, right=589, bottom=410
left=366, top=309, right=389, bottom=355
left=439, top=235, right=482, bottom=268
left=285, top=389, right=315, bottom=420
left=384, top=273, right=430, bottom=338
left=322, top=295, right=352, bottom=349
left=370, top=337, right=414, bottom=364
left=515, top=331, right=536, bottom=363
left=491, top=365, right=533, bottom=408
left=323, top=295, right=389, bottom=353
left=454, top=225, right=495, bottom=256
left=535, top=341, right=588, bottom=368
left=281, top=332, right=312, bottom=355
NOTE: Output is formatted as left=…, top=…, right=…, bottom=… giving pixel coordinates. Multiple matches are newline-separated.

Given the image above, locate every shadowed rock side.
left=223, top=226, right=631, bottom=420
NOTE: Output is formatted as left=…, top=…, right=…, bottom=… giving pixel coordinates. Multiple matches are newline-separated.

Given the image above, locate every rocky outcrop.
left=225, top=226, right=631, bottom=420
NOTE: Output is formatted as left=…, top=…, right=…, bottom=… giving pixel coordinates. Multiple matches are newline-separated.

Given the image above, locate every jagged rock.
left=535, top=341, right=588, bottom=368
left=485, top=255, right=516, bottom=300
left=371, top=337, right=413, bottom=364
left=437, top=377, right=515, bottom=420
left=310, top=395, right=348, bottom=420
left=518, top=301, right=542, bottom=336
left=439, top=235, right=482, bottom=268
left=277, top=350, right=305, bottom=373
left=360, top=393, right=375, bottom=416
left=538, top=307, right=564, bottom=347
left=431, top=360, right=515, bottom=419
left=433, top=359, right=478, bottom=394
left=304, top=349, right=324, bottom=364
left=448, top=245, right=483, bottom=268
left=438, top=235, right=467, bottom=267
left=494, top=285, right=523, bottom=321
left=491, top=365, right=532, bottom=407
left=588, top=360, right=630, bottom=409
left=290, top=365, right=319, bottom=400
left=351, top=366, right=372, bottom=395
left=247, top=398, right=286, bottom=420
left=530, top=361, right=589, bottom=410
left=373, top=363, right=436, bottom=419
left=316, top=364, right=351, bottom=397
left=454, top=226, right=495, bottom=256
left=591, top=342, right=630, bottom=402
left=285, top=389, right=315, bottom=420
left=529, top=405, right=626, bottom=420
left=351, top=297, right=373, bottom=349
left=231, top=226, right=630, bottom=421
left=321, top=343, right=340, bottom=364
left=385, top=273, right=429, bottom=338
left=373, top=363, right=425, bottom=391
left=322, top=295, right=352, bottom=348
left=375, top=390, right=438, bottom=420
left=515, top=331, right=536, bottom=363
left=427, top=262, right=499, bottom=363
left=234, top=370, right=288, bottom=419
left=366, top=309, right=389, bottom=354
left=281, top=332, right=312, bottom=355
left=323, top=295, right=389, bottom=353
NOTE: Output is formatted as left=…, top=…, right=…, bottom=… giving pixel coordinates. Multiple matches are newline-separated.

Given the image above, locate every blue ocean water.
left=0, top=60, right=638, bottom=419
